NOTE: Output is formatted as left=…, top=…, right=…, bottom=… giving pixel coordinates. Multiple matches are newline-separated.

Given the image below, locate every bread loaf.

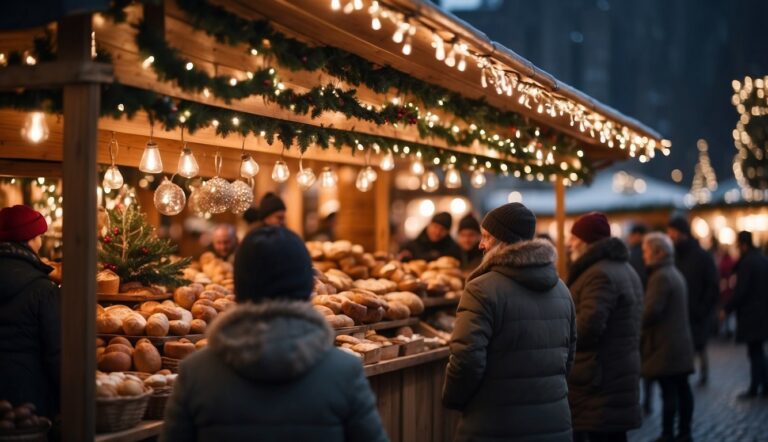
left=191, top=304, right=217, bottom=323
left=198, top=290, right=222, bottom=301
left=340, top=299, right=367, bottom=324
left=108, top=336, right=132, bottom=348
left=312, top=295, right=342, bottom=314
left=164, top=341, right=196, bottom=360
left=383, top=292, right=424, bottom=315
left=195, top=339, right=208, bottom=350
left=104, top=343, right=133, bottom=356
left=173, top=286, right=197, bottom=310
left=96, top=314, right=123, bottom=334
left=133, top=342, right=161, bottom=373
left=97, top=351, right=132, bottom=372
left=179, top=308, right=193, bottom=323
left=313, top=305, right=335, bottom=316
left=104, top=305, right=133, bottom=321
left=122, top=312, right=147, bottom=335
left=146, top=313, right=170, bottom=337
left=361, top=306, right=385, bottom=324
left=152, top=305, right=182, bottom=321
left=139, top=301, right=161, bottom=314
left=193, top=299, right=216, bottom=309
left=96, top=270, right=120, bottom=294
left=347, top=290, right=388, bottom=309
left=326, top=314, right=355, bottom=329
left=169, top=320, right=191, bottom=336
left=336, top=335, right=362, bottom=345
left=189, top=319, right=207, bottom=334
left=384, top=301, right=411, bottom=320
left=213, top=298, right=234, bottom=312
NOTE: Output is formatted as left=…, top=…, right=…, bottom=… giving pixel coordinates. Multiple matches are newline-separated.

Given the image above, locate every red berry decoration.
left=112, top=227, right=120, bottom=236
left=103, top=235, right=112, bottom=244
left=141, top=247, right=150, bottom=255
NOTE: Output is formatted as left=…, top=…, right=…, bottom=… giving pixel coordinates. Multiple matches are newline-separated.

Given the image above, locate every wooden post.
left=555, top=178, right=567, bottom=278
left=283, top=159, right=304, bottom=236
left=374, top=170, right=391, bottom=253
left=59, top=14, right=99, bottom=442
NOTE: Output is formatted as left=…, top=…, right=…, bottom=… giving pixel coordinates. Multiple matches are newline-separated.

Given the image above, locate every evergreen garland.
left=99, top=204, right=191, bottom=288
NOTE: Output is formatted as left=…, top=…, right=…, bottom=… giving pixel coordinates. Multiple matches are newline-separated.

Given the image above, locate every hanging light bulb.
left=421, top=170, right=440, bottom=192
left=364, top=166, right=378, bottom=182
left=457, top=54, right=467, bottom=72
left=445, top=43, right=457, bottom=67
left=272, top=160, right=290, bottom=183
left=331, top=0, right=341, bottom=10
left=240, top=153, right=260, bottom=178
left=380, top=151, right=395, bottom=171
left=402, top=35, right=413, bottom=55
left=177, top=146, right=199, bottom=178
left=319, top=167, right=338, bottom=188
left=356, top=167, right=373, bottom=192
left=470, top=168, right=487, bottom=189
left=410, top=159, right=425, bottom=175
left=139, top=139, right=163, bottom=174
left=21, top=112, right=49, bottom=144
left=102, top=166, right=124, bottom=190
left=371, top=16, right=382, bottom=30
left=445, top=165, right=462, bottom=189
left=433, top=35, right=445, bottom=60
left=296, top=157, right=316, bottom=190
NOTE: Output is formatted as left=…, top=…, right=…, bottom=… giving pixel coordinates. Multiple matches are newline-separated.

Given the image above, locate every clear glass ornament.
left=319, top=167, right=338, bottom=189
left=297, top=167, right=316, bottom=190
left=271, top=160, right=290, bottom=183
left=240, top=153, right=260, bottom=178
left=229, top=180, right=254, bottom=214
left=177, top=146, right=199, bottom=178
left=198, top=177, right=234, bottom=214
left=21, top=112, right=49, bottom=144
left=102, top=166, right=124, bottom=190
left=445, top=165, right=462, bottom=189
left=379, top=151, right=395, bottom=171
left=139, top=140, right=163, bottom=174
left=421, top=170, right=439, bottom=192
left=356, top=167, right=374, bottom=192
left=410, top=159, right=425, bottom=175
left=153, top=178, right=187, bottom=216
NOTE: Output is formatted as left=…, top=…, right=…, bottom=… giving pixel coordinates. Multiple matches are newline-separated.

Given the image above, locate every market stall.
left=0, top=1, right=666, bottom=441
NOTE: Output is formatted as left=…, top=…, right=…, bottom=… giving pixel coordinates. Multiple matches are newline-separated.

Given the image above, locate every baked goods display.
left=183, top=252, right=234, bottom=290
left=312, top=289, right=423, bottom=329
left=95, top=371, right=153, bottom=399
left=97, top=337, right=164, bottom=373
left=97, top=270, right=121, bottom=294
left=0, top=400, right=51, bottom=433
left=334, top=327, right=432, bottom=364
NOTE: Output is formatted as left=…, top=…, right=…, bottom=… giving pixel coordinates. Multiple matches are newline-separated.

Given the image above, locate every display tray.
left=421, top=297, right=460, bottom=308
left=98, top=334, right=205, bottom=345
left=333, top=317, right=419, bottom=337
left=97, top=292, right=172, bottom=302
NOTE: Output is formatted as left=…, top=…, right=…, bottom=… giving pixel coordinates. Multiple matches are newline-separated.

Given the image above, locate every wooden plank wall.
left=368, top=357, right=460, bottom=442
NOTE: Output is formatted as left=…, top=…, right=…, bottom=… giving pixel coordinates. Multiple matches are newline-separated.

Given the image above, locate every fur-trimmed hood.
left=468, top=239, right=560, bottom=292
left=207, top=300, right=333, bottom=382
left=567, top=237, right=629, bottom=285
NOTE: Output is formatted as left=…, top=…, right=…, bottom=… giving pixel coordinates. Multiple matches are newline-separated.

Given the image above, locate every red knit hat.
left=571, top=212, right=611, bottom=244
left=0, top=205, right=48, bottom=242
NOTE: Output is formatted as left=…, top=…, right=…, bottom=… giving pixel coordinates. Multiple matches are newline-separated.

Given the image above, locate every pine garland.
left=99, top=204, right=191, bottom=288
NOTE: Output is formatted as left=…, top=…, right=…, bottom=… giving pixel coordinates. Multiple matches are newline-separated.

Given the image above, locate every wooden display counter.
left=95, top=347, right=457, bottom=442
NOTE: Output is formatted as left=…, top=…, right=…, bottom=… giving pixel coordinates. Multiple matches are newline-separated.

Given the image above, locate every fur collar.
left=468, top=238, right=557, bottom=282
left=567, top=237, right=629, bottom=285
left=208, top=300, right=333, bottom=382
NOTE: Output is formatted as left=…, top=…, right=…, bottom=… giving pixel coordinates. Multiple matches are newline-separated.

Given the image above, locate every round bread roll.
left=189, top=319, right=207, bottom=334
left=164, top=341, right=196, bottom=360
left=96, top=314, right=122, bottom=334
left=108, top=336, right=132, bottom=348
left=146, top=313, right=170, bottom=337
left=313, top=305, right=335, bottom=316
left=121, top=312, right=147, bottom=335
left=198, top=290, right=222, bottom=302
left=143, top=374, right=168, bottom=389
left=199, top=251, right=216, bottom=265
left=361, top=306, right=385, bottom=324
left=173, top=286, right=197, bottom=310
left=104, top=343, right=133, bottom=356
left=96, top=347, right=105, bottom=360
left=191, top=304, right=217, bottom=323
left=96, top=383, right=117, bottom=398
left=188, top=283, right=205, bottom=294
left=179, top=308, right=193, bottom=323
left=212, top=298, right=234, bottom=312
left=383, top=292, right=425, bottom=316
left=326, top=314, right=355, bottom=329
left=152, top=305, right=183, bottom=321
left=104, top=305, right=133, bottom=320
left=169, top=320, right=191, bottom=336
left=340, top=299, right=367, bottom=324
left=344, top=265, right=369, bottom=280
left=195, top=339, right=208, bottom=350
left=117, top=379, right=144, bottom=396
left=133, top=342, right=161, bottom=373
left=136, top=338, right=152, bottom=347
left=335, top=335, right=362, bottom=345
left=193, top=299, right=216, bottom=309
left=97, top=351, right=132, bottom=372
left=139, top=301, right=160, bottom=314
left=96, top=337, right=106, bottom=348
left=312, top=295, right=342, bottom=314
left=384, top=301, right=411, bottom=320
left=348, top=291, right=388, bottom=309
left=204, top=284, right=229, bottom=295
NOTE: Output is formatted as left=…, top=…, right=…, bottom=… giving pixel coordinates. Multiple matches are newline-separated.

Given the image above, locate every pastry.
left=169, top=320, right=191, bottom=336
left=384, top=301, right=411, bottom=320
left=104, top=305, right=133, bottom=321
left=104, top=343, right=133, bottom=356
left=340, top=299, right=367, bottom=324
left=133, top=342, right=161, bottom=373
left=335, top=335, right=362, bottom=345
left=138, top=301, right=161, bottom=314
left=117, top=379, right=144, bottom=396
left=347, top=290, right=388, bottom=309
left=189, top=319, right=207, bottom=334
left=173, top=286, right=197, bottom=310
left=312, top=295, right=343, bottom=314
left=143, top=374, right=168, bottom=389
left=121, top=312, right=147, bottom=335
left=361, top=306, right=385, bottom=324
left=313, top=305, right=335, bottom=316
left=164, top=340, right=196, bottom=360
left=352, top=343, right=380, bottom=353
left=198, top=290, right=223, bottom=301
left=108, top=336, right=132, bottom=348
left=195, top=339, right=208, bottom=350
left=152, top=305, right=183, bottom=321
left=213, top=298, right=234, bottom=312
left=146, top=313, right=170, bottom=337
left=326, top=314, right=355, bottom=329
left=191, top=304, right=217, bottom=323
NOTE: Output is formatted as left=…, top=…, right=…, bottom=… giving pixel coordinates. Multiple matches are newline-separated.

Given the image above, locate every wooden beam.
left=375, top=170, right=392, bottom=253
left=0, top=159, right=61, bottom=178
left=0, top=61, right=113, bottom=90
left=58, top=13, right=98, bottom=442
left=554, top=178, right=567, bottom=278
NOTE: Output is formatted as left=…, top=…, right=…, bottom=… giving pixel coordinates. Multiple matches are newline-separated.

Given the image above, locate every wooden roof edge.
left=391, top=0, right=666, bottom=145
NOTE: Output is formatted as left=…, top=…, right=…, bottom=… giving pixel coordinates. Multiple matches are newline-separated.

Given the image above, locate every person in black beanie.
left=456, top=214, right=482, bottom=272
left=667, top=216, right=719, bottom=386
left=399, top=211, right=462, bottom=262
left=163, top=226, right=388, bottom=442
left=257, top=192, right=287, bottom=227
left=443, top=202, right=577, bottom=441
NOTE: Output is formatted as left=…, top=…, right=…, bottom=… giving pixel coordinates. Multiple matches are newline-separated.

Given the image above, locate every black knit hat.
left=258, top=192, right=286, bottom=220
left=234, top=226, right=314, bottom=303
left=668, top=216, right=691, bottom=236
left=242, top=207, right=260, bottom=224
left=431, top=212, right=452, bottom=230
left=481, top=203, right=536, bottom=244
left=458, top=214, right=480, bottom=233
left=738, top=230, right=753, bottom=247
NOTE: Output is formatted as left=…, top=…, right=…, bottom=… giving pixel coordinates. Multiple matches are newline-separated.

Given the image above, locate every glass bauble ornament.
left=271, top=160, right=290, bottom=183
left=230, top=180, right=254, bottom=214
left=364, top=166, right=378, bottom=182
left=102, top=166, right=124, bottom=190
left=445, top=165, right=462, bottom=189
left=319, top=167, right=338, bottom=188
left=153, top=178, right=187, bottom=216
left=198, top=177, right=234, bottom=214
left=187, top=189, right=206, bottom=216
left=379, top=151, right=395, bottom=171
left=297, top=167, right=316, bottom=190
left=421, top=170, right=439, bottom=192
left=356, top=167, right=374, bottom=192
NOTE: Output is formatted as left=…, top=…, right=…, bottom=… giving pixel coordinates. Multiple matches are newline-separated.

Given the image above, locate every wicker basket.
left=143, top=387, right=173, bottom=420
left=161, top=357, right=180, bottom=373
left=95, top=387, right=153, bottom=433
left=0, top=421, right=51, bottom=442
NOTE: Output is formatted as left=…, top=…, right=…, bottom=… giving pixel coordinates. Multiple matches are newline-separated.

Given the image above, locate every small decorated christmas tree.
left=99, top=205, right=191, bottom=289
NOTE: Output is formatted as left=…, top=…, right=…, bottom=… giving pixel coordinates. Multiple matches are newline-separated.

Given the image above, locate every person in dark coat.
left=667, top=216, right=719, bottom=386
left=641, top=232, right=695, bottom=442
left=399, top=212, right=462, bottom=262
left=443, top=203, right=577, bottom=442
left=456, top=213, right=482, bottom=272
left=163, top=227, right=387, bottom=442
left=0, top=205, right=60, bottom=418
left=566, top=212, right=643, bottom=442
left=627, top=224, right=654, bottom=414
left=723, top=231, right=768, bottom=398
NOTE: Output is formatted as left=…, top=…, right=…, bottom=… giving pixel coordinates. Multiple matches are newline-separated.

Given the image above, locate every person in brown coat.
left=641, top=232, right=694, bottom=442
left=566, top=212, right=643, bottom=442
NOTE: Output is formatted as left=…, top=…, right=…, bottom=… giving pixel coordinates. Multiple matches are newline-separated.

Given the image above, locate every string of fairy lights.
left=731, top=75, right=768, bottom=202
left=331, top=0, right=670, bottom=163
